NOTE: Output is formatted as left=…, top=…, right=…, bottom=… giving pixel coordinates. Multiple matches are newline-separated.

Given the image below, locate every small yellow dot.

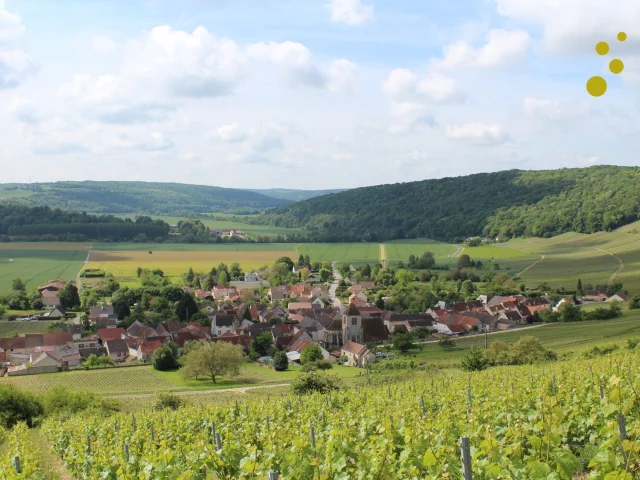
left=587, top=76, right=607, bottom=97
left=596, top=41, right=610, bottom=55
left=618, top=32, right=627, bottom=42
left=610, top=59, right=624, bottom=74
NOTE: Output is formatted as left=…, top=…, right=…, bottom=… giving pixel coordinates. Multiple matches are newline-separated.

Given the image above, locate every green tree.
left=151, top=345, right=179, bottom=371
left=319, top=268, right=332, bottom=282
left=218, top=270, right=229, bottom=286
left=393, top=332, right=415, bottom=352
left=251, top=331, right=273, bottom=356
left=276, top=257, right=294, bottom=270
left=298, top=254, right=305, bottom=265
left=291, top=371, right=342, bottom=395
left=229, top=263, right=244, bottom=281
left=175, top=293, right=199, bottom=322
left=439, top=337, right=454, bottom=351
left=509, top=336, right=557, bottom=365
left=185, top=267, right=195, bottom=285
left=577, top=278, right=584, bottom=296
left=485, top=341, right=510, bottom=365
left=0, top=385, right=44, bottom=428
left=12, top=277, right=26, bottom=292
left=461, top=347, right=488, bottom=371
left=57, top=284, right=80, bottom=310
left=181, top=342, right=245, bottom=384
left=300, top=344, right=324, bottom=364
left=30, top=292, right=43, bottom=310
left=456, top=254, right=472, bottom=268
left=273, top=351, right=289, bottom=371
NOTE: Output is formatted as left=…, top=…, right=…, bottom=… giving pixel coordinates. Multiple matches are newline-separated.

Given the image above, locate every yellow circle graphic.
left=596, top=41, right=610, bottom=55
left=587, top=76, right=607, bottom=97
left=609, top=59, right=624, bottom=74
left=618, top=32, right=627, bottom=42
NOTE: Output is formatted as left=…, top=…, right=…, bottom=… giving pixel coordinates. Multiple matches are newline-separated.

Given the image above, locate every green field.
left=0, top=320, right=57, bottom=335
left=0, top=243, right=88, bottom=293
left=295, top=243, right=380, bottom=265
left=91, top=242, right=295, bottom=251
left=384, top=239, right=458, bottom=267
left=1, top=363, right=364, bottom=396
left=116, top=215, right=307, bottom=238
left=392, top=310, right=640, bottom=366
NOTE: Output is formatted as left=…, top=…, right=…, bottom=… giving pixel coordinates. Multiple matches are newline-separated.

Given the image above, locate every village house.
left=38, top=282, right=65, bottom=309
left=7, top=351, right=63, bottom=376
left=583, top=290, right=609, bottom=302
left=244, top=272, right=262, bottom=282
left=382, top=312, right=435, bottom=334
left=97, top=328, right=125, bottom=343
left=341, top=341, right=375, bottom=368
left=105, top=339, right=129, bottom=362
left=348, top=292, right=368, bottom=307
left=212, top=313, right=237, bottom=336
left=607, top=292, right=632, bottom=303
left=74, top=335, right=100, bottom=351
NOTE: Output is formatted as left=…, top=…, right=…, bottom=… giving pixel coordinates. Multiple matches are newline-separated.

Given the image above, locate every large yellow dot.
left=618, top=32, right=627, bottom=42
left=596, top=41, right=610, bottom=55
left=610, top=59, right=624, bottom=74
left=586, top=76, right=607, bottom=97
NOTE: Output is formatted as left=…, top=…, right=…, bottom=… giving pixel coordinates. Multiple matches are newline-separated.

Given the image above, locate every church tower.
left=342, top=303, right=363, bottom=344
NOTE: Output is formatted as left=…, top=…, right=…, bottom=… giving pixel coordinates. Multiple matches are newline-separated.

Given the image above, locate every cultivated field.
left=0, top=320, right=57, bottom=335
left=295, top=243, right=380, bottom=265
left=0, top=243, right=89, bottom=293
left=88, top=247, right=297, bottom=280
left=384, top=239, right=458, bottom=266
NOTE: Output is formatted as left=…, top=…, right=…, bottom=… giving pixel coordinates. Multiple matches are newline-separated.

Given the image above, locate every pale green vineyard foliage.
left=42, top=354, right=640, bottom=479
left=0, top=423, right=41, bottom=479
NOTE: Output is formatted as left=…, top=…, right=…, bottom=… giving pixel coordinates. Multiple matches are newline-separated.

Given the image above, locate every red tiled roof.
left=342, top=340, right=366, bottom=355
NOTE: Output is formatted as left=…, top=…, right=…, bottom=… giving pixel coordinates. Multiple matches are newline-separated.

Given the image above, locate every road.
left=76, top=250, right=91, bottom=291
left=106, top=383, right=289, bottom=399
left=592, top=247, right=625, bottom=285
left=517, top=254, right=546, bottom=277
left=451, top=246, right=464, bottom=258
left=379, top=243, right=387, bottom=268
left=328, top=261, right=344, bottom=311
left=415, top=322, right=548, bottom=345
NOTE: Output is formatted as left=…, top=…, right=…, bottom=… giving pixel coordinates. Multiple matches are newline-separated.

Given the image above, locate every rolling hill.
left=245, top=165, right=640, bottom=242
left=248, top=188, right=345, bottom=202
left=0, top=181, right=291, bottom=215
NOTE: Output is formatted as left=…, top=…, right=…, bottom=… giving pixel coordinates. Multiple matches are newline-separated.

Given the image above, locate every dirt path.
left=415, top=323, right=548, bottom=345
left=106, top=382, right=289, bottom=400
left=592, top=247, right=624, bottom=285
left=29, top=429, right=73, bottom=480
left=451, top=246, right=464, bottom=258
left=379, top=243, right=387, bottom=268
left=517, top=254, right=546, bottom=277
left=76, top=250, right=91, bottom=291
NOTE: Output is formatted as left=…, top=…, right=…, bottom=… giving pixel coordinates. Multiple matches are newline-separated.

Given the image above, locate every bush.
left=82, top=354, right=115, bottom=369
left=273, top=351, right=289, bottom=371
left=439, top=337, right=455, bottom=351
left=291, top=371, right=342, bottom=395
left=152, top=345, right=179, bottom=371
left=460, top=347, right=488, bottom=372
left=42, top=386, right=118, bottom=417
left=301, top=360, right=333, bottom=372
left=509, top=336, right=557, bottom=365
left=0, top=385, right=44, bottom=429
left=485, top=341, right=510, bottom=366
left=300, top=344, right=324, bottom=364
left=584, top=344, right=620, bottom=358
left=153, top=392, right=184, bottom=411
left=393, top=332, right=415, bottom=352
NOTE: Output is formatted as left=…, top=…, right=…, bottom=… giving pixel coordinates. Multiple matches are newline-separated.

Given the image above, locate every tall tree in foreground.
left=181, top=342, right=245, bottom=384
left=57, top=284, right=80, bottom=310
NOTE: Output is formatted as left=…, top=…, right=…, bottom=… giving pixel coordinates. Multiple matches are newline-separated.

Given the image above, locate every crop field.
left=88, top=247, right=296, bottom=280
left=295, top=243, right=379, bottom=265
left=0, top=320, right=56, bottom=335
left=0, top=243, right=89, bottom=293
left=384, top=239, right=458, bottom=266
left=505, top=231, right=640, bottom=292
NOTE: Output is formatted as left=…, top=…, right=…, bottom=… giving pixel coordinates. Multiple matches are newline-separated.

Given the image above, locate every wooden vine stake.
left=14, top=456, right=21, bottom=474
left=617, top=414, right=629, bottom=471
left=459, top=436, right=473, bottom=480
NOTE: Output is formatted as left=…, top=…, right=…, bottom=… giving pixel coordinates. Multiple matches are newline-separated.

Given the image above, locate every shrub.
left=439, top=337, right=455, bottom=351
left=291, top=371, right=342, bottom=395
left=153, top=392, right=184, bottom=411
left=300, top=344, right=324, bottom=364
left=509, top=336, right=557, bottom=365
left=0, top=385, right=44, bottom=429
left=273, top=351, right=289, bottom=371
left=152, top=345, right=179, bottom=371
left=82, top=354, right=115, bottom=369
left=41, top=386, right=118, bottom=417
left=460, top=347, right=488, bottom=372
left=301, top=360, right=333, bottom=372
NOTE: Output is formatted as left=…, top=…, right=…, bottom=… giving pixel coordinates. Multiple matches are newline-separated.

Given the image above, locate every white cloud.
left=496, top=0, right=640, bottom=53
left=0, top=49, right=37, bottom=88
left=432, top=29, right=531, bottom=70
left=446, top=122, right=511, bottom=145
left=383, top=69, right=465, bottom=103
left=247, top=40, right=324, bottom=87
left=211, top=123, right=247, bottom=142
left=9, top=96, right=40, bottom=124
left=92, top=35, right=116, bottom=54
left=523, top=97, right=591, bottom=120
left=327, top=0, right=374, bottom=26
left=326, top=59, right=358, bottom=94
left=125, top=26, right=246, bottom=98
left=388, top=102, right=436, bottom=134
left=0, top=8, right=25, bottom=42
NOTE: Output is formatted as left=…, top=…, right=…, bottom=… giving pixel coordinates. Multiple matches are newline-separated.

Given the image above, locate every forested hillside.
left=247, top=166, right=640, bottom=241
left=248, top=188, right=345, bottom=202
left=0, top=205, right=169, bottom=241
left=0, top=181, right=291, bottom=215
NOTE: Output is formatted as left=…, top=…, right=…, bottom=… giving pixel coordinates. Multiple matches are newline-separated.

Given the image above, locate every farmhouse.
left=607, top=292, right=631, bottom=303
left=584, top=290, right=608, bottom=302
left=341, top=341, right=375, bottom=368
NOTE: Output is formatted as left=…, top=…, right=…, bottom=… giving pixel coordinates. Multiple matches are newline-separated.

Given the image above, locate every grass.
left=0, top=243, right=89, bottom=293
left=0, top=320, right=57, bottom=335
left=88, top=247, right=297, bottom=281
left=388, top=310, right=640, bottom=366
left=295, top=243, right=380, bottom=265
left=0, top=363, right=363, bottom=396
left=384, top=239, right=458, bottom=267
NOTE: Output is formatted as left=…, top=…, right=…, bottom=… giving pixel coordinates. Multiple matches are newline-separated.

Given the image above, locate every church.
left=323, top=303, right=388, bottom=350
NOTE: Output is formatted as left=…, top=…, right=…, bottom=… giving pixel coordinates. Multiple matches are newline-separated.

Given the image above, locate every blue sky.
left=1, top=0, right=639, bottom=189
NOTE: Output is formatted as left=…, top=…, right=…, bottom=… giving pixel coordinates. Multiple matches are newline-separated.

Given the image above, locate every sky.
left=1, top=0, right=639, bottom=189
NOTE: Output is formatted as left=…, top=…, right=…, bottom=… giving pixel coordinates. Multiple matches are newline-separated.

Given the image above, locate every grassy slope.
left=384, top=239, right=458, bottom=266
left=391, top=310, right=640, bottom=366
left=295, top=243, right=380, bottom=265
left=0, top=363, right=364, bottom=396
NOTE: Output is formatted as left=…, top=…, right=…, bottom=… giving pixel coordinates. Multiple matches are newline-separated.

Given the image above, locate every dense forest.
left=248, top=188, right=345, bottom=202
left=0, top=181, right=291, bottom=215
left=242, top=166, right=640, bottom=241
left=0, top=205, right=169, bottom=241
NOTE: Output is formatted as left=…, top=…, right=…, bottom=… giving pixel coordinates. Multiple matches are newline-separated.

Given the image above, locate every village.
left=0, top=259, right=629, bottom=378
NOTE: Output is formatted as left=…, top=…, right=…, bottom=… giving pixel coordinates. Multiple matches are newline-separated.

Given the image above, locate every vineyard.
left=16, top=352, right=637, bottom=479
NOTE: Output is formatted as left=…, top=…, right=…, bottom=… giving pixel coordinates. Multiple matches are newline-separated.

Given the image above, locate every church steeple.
left=342, top=303, right=363, bottom=344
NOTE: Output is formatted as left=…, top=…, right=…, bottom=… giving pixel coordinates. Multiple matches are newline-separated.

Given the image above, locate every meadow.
left=0, top=243, right=88, bottom=292
left=295, top=243, right=380, bottom=265
left=383, top=239, right=458, bottom=266
left=1, top=363, right=363, bottom=396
